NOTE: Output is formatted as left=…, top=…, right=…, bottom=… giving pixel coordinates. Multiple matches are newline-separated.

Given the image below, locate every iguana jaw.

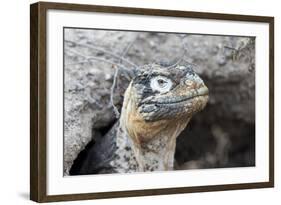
left=137, top=85, right=209, bottom=122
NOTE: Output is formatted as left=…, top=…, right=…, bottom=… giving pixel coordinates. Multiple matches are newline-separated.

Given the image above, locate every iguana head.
left=130, top=63, right=209, bottom=122
left=120, top=63, right=209, bottom=171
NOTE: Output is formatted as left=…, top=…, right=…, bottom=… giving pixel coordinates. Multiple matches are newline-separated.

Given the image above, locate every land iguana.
left=71, top=63, right=209, bottom=174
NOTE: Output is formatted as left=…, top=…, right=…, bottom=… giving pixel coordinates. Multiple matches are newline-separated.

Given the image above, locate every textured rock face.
left=63, top=64, right=115, bottom=174
left=64, top=28, right=255, bottom=175
left=64, top=30, right=117, bottom=174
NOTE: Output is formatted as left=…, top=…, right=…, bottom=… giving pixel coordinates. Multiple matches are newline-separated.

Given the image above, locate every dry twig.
left=65, top=40, right=137, bottom=68
left=65, top=48, right=129, bottom=71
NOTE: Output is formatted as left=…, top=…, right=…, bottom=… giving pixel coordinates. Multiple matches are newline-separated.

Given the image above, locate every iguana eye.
left=150, top=76, right=172, bottom=93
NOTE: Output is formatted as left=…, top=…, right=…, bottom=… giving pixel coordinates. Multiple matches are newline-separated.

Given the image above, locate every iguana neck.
left=129, top=120, right=189, bottom=171
left=113, top=120, right=189, bottom=172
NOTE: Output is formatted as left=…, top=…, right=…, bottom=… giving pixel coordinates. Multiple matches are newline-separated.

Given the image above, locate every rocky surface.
left=64, top=28, right=255, bottom=175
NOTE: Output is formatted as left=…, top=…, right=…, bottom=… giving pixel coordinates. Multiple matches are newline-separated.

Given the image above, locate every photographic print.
left=63, top=28, right=255, bottom=176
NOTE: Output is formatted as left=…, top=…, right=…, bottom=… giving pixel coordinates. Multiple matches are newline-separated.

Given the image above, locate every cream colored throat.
left=129, top=121, right=189, bottom=172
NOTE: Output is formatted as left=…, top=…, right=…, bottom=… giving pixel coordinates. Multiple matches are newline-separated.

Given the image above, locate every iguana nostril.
left=185, top=80, right=194, bottom=87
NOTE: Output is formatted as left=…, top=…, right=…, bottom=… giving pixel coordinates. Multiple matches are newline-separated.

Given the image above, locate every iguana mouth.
left=140, top=86, right=209, bottom=106
left=158, top=94, right=208, bottom=105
